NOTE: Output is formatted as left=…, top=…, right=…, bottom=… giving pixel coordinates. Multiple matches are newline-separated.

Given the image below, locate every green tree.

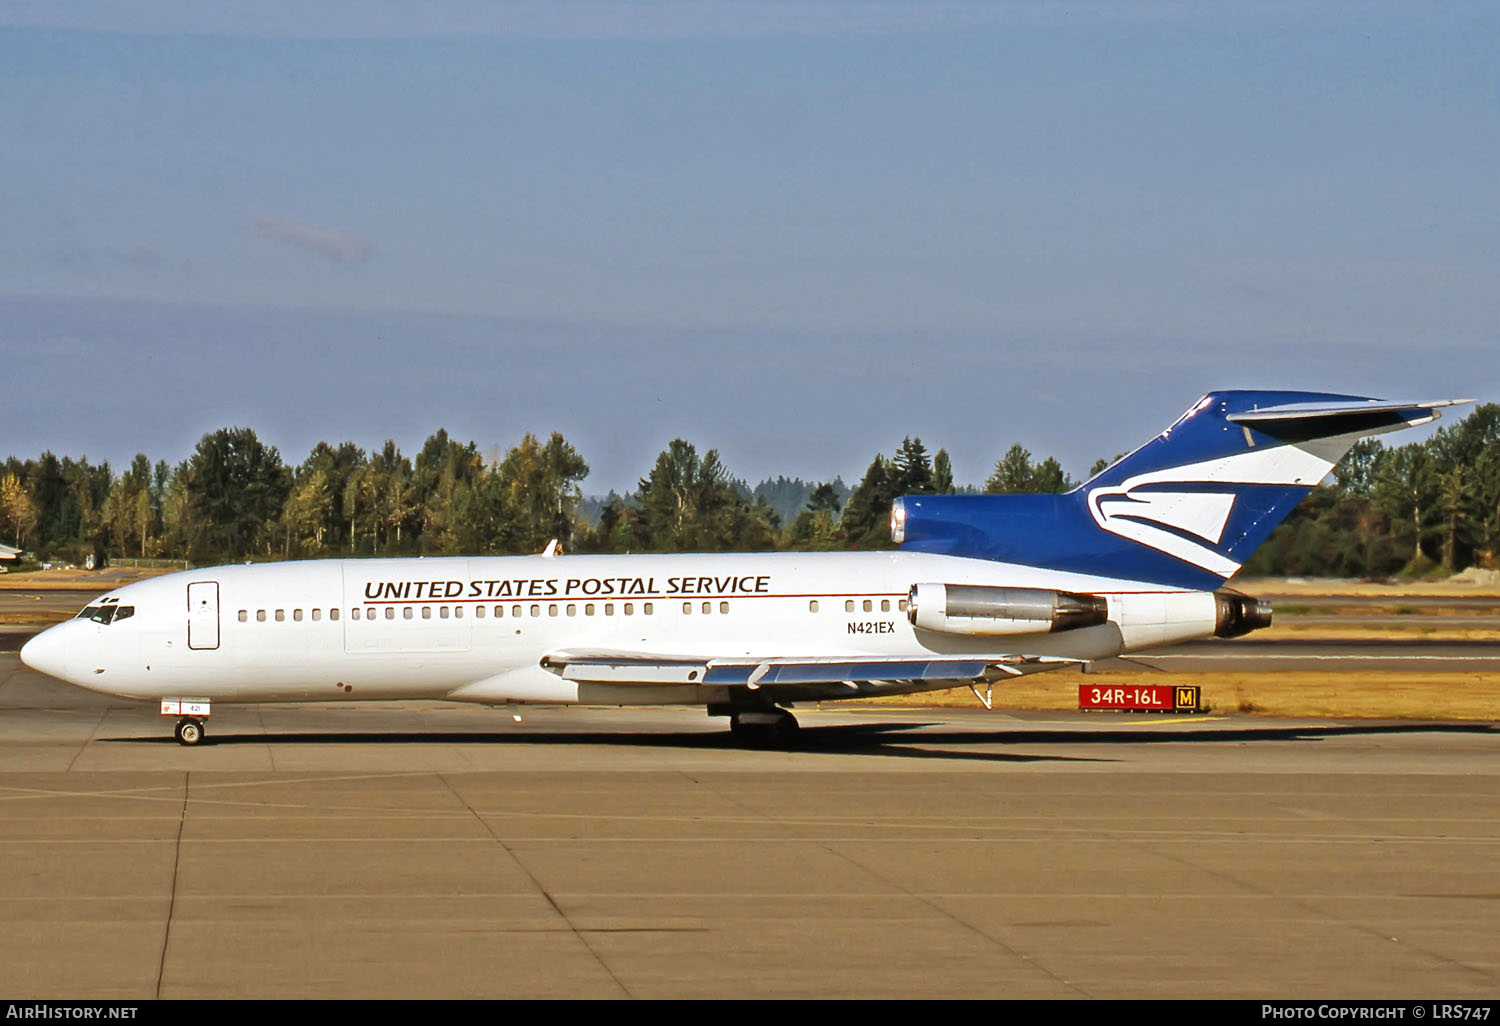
left=984, top=444, right=1036, bottom=494
left=412, top=431, right=479, bottom=553
left=1373, top=443, right=1437, bottom=572
left=985, top=445, right=1072, bottom=494
left=183, top=428, right=291, bottom=561
left=0, top=473, right=39, bottom=549
left=785, top=481, right=844, bottom=550
left=933, top=449, right=955, bottom=494
left=494, top=432, right=591, bottom=553
left=299, top=441, right=366, bottom=553
left=838, top=455, right=895, bottom=549
left=635, top=440, right=762, bottom=552
left=1032, top=457, right=1071, bottom=493
left=587, top=492, right=640, bottom=554
left=280, top=466, right=334, bottom=556
left=890, top=437, right=934, bottom=496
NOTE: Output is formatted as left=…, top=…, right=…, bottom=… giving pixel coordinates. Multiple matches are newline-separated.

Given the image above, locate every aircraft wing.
left=541, top=648, right=1084, bottom=686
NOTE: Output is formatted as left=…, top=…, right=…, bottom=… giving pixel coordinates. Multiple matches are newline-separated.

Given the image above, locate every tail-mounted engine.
left=908, top=583, right=1108, bottom=637
left=1213, top=590, right=1273, bottom=638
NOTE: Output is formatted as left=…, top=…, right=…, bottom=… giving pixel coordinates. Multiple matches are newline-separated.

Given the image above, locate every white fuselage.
left=20, top=551, right=1218, bottom=708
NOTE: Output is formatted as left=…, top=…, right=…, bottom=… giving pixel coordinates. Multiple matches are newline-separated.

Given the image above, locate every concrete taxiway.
left=1, top=654, right=1498, bottom=999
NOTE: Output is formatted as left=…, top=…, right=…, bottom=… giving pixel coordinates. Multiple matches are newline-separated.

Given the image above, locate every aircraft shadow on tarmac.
left=98, top=720, right=1497, bottom=765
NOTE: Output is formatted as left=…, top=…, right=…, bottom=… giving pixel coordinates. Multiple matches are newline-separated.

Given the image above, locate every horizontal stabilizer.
left=1226, top=397, right=1471, bottom=436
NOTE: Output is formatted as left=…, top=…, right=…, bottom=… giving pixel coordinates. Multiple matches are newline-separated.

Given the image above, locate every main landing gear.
left=728, top=708, right=800, bottom=747
left=174, top=717, right=205, bottom=746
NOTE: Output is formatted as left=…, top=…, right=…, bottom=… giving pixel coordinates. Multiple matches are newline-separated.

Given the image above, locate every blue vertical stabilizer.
left=895, top=390, right=1469, bottom=589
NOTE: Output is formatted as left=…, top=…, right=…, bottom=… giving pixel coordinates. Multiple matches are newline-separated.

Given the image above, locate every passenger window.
left=548, top=604, right=558, bottom=617
left=294, top=609, right=303, bottom=622
left=585, top=603, right=595, bottom=616
left=330, top=608, right=340, bottom=621
left=275, top=609, right=285, bottom=622
left=604, top=603, right=614, bottom=616
left=530, top=605, right=540, bottom=617
left=624, top=603, right=634, bottom=615
left=455, top=606, right=463, bottom=619
left=475, top=606, right=485, bottom=619
left=644, top=602, right=653, bottom=615
left=719, top=601, right=728, bottom=614
left=808, top=600, right=819, bottom=613
left=257, top=610, right=267, bottom=623
left=881, top=599, right=890, bottom=613
left=845, top=600, right=854, bottom=613
left=898, top=600, right=907, bottom=612
left=566, top=604, right=576, bottom=616
left=404, top=607, right=413, bottom=620
left=862, top=599, right=872, bottom=613
left=351, top=608, right=360, bottom=621
left=702, top=602, right=711, bottom=615
left=422, top=607, right=431, bottom=619
left=509, top=606, right=519, bottom=618
left=385, top=607, right=395, bottom=620
left=238, top=610, right=248, bottom=623
left=683, top=602, right=692, bottom=614
left=312, top=609, right=321, bottom=621
left=440, top=607, right=449, bottom=619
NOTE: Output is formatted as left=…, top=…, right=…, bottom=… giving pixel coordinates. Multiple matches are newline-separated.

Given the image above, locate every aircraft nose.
left=19, top=624, right=72, bottom=682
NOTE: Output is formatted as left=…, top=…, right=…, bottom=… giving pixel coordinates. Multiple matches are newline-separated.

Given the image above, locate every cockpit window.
left=75, top=605, right=134, bottom=625
left=78, top=605, right=116, bottom=624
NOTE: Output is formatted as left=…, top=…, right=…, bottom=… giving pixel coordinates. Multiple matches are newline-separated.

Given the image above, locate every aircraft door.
left=187, top=581, right=220, bottom=650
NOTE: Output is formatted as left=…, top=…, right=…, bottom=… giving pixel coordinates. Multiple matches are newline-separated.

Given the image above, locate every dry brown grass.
left=852, top=666, right=1500, bottom=721
left=0, top=566, right=184, bottom=590
left=1237, top=575, right=1500, bottom=597
left=0, top=611, right=75, bottom=626
left=1262, top=622, right=1500, bottom=642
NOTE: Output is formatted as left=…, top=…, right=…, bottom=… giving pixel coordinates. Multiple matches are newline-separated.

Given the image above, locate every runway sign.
left=1079, top=684, right=1199, bottom=713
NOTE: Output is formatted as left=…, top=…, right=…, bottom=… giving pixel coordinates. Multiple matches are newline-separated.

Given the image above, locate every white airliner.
left=19, top=391, right=1469, bottom=745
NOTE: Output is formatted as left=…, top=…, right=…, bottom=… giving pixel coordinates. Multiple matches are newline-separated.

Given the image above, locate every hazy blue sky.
left=2, top=2, right=1495, bottom=493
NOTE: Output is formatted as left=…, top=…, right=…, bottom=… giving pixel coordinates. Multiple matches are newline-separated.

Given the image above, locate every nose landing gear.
left=174, top=717, right=205, bottom=746
left=161, top=700, right=211, bottom=746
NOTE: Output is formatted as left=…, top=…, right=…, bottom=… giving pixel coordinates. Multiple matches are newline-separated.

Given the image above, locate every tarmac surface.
left=2, top=654, right=1498, bottom=999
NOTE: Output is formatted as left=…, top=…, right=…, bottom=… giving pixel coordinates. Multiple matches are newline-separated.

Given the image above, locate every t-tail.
left=892, top=390, right=1473, bottom=591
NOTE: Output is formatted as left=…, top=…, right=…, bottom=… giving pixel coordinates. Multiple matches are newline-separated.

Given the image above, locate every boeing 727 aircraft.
left=19, top=390, right=1470, bottom=744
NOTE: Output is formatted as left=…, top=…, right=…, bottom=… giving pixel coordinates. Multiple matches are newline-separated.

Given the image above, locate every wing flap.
left=543, top=650, right=1083, bottom=686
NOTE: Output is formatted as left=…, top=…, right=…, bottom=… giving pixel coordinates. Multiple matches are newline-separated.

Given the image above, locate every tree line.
left=3, top=404, right=1498, bottom=576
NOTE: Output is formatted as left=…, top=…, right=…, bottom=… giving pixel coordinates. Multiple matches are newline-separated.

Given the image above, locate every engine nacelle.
left=1214, top=589, right=1273, bottom=638
left=907, top=583, right=1109, bottom=637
